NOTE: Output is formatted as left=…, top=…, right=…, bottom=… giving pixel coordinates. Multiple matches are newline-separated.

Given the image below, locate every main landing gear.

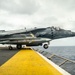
left=9, top=46, right=13, bottom=50
left=16, top=44, right=22, bottom=49
left=9, top=44, right=22, bottom=50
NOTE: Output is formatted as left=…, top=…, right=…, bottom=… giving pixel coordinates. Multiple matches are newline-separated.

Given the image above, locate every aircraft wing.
left=18, top=27, right=75, bottom=39
left=0, top=28, right=40, bottom=36
left=0, top=27, right=75, bottom=40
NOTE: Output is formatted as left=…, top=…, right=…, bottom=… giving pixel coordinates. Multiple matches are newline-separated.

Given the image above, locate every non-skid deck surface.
left=0, top=48, right=62, bottom=75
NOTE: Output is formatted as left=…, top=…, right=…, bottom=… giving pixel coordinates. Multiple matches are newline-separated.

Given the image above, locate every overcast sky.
left=0, top=0, right=75, bottom=46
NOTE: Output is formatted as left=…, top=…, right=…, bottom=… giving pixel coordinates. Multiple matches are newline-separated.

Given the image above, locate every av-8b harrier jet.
left=0, top=26, right=75, bottom=50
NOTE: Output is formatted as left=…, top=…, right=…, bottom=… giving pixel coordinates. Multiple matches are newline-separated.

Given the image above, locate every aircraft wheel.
left=9, top=46, right=13, bottom=50
left=43, top=44, right=48, bottom=49
left=17, top=44, right=22, bottom=49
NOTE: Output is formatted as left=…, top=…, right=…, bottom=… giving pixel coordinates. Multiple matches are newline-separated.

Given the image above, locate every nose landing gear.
left=43, top=44, right=48, bottom=49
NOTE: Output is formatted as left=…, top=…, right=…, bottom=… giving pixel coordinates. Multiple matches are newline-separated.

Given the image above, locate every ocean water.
left=33, top=46, right=75, bottom=61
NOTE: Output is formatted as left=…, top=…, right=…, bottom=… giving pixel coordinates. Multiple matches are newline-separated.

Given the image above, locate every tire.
left=9, top=46, right=13, bottom=50
left=17, top=44, right=22, bottom=49
left=43, top=44, right=48, bottom=49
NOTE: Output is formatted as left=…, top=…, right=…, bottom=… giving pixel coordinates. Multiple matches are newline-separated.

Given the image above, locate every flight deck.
left=0, top=47, right=70, bottom=75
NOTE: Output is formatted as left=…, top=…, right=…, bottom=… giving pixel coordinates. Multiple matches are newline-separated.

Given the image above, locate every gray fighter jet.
left=0, top=26, right=75, bottom=50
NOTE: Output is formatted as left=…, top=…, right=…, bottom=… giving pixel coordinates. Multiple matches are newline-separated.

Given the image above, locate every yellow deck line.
left=0, top=48, right=62, bottom=75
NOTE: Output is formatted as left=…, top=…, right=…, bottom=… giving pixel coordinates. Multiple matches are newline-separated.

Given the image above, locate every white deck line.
left=37, top=52, right=71, bottom=75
